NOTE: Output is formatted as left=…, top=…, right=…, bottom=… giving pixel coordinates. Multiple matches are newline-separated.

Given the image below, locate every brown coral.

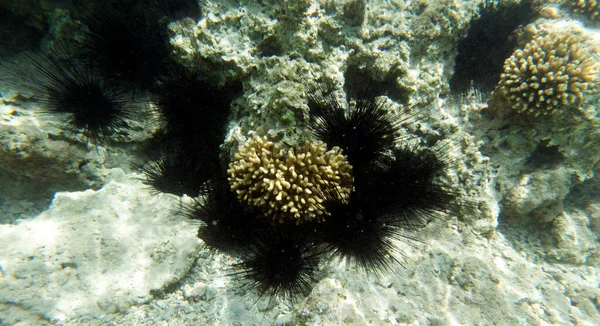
left=228, top=136, right=353, bottom=224
left=497, top=31, right=597, bottom=117
left=572, top=0, right=600, bottom=20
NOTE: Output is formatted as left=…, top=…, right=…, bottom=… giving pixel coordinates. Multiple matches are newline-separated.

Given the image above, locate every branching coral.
left=228, top=136, right=353, bottom=224
left=497, top=31, right=597, bottom=117
left=572, top=0, right=600, bottom=20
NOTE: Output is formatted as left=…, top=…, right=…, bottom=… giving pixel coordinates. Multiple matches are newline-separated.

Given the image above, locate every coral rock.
left=572, top=0, right=600, bottom=20
left=228, top=136, right=353, bottom=224
left=497, top=31, right=597, bottom=117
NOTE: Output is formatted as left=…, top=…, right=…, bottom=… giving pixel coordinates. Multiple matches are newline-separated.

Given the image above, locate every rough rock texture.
left=0, top=98, right=99, bottom=189
left=0, top=171, right=201, bottom=324
left=0, top=0, right=599, bottom=325
left=170, top=0, right=479, bottom=147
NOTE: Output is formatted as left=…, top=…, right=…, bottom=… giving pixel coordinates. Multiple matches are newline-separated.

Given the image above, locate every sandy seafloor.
left=1, top=0, right=600, bottom=325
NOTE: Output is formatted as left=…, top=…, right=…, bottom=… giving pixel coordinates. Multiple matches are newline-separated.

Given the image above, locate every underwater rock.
left=0, top=172, right=200, bottom=323
left=0, top=0, right=599, bottom=325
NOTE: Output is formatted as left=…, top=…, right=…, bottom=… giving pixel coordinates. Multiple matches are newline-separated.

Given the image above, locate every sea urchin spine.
left=230, top=226, right=325, bottom=300
left=2, top=46, right=133, bottom=145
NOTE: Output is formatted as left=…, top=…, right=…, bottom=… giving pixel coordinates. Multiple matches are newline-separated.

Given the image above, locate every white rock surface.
left=0, top=0, right=599, bottom=325
left=0, top=172, right=201, bottom=324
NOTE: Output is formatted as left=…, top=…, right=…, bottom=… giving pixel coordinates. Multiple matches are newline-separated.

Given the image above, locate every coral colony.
left=2, top=0, right=598, bottom=301
left=228, top=136, right=354, bottom=224
left=498, top=32, right=597, bottom=116
left=571, top=0, right=600, bottom=21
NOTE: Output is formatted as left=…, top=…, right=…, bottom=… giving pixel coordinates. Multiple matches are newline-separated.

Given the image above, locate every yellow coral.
left=228, top=136, right=353, bottom=224
left=572, top=0, right=600, bottom=20
left=497, top=31, right=597, bottom=116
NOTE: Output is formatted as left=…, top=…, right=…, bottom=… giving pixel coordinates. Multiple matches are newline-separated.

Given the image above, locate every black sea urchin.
left=306, top=88, right=409, bottom=182
left=305, top=84, right=457, bottom=275
left=320, top=191, right=408, bottom=274
left=369, top=144, right=456, bottom=229
left=136, top=56, right=243, bottom=199
left=450, top=0, right=537, bottom=93
left=230, top=226, right=325, bottom=300
left=135, top=140, right=216, bottom=198
left=77, top=1, right=172, bottom=92
left=319, top=144, right=456, bottom=275
left=150, top=59, right=242, bottom=149
left=2, top=47, right=133, bottom=145
left=86, top=0, right=202, bottom=21
left=151, top=0, right=202, bottom=21
left=185, top=174, right=263, bottom=254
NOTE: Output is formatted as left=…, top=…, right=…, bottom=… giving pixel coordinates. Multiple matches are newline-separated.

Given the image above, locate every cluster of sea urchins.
left=1, top=1, right=457, bottom=302
left=183, top=86, right=457, bottom=301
